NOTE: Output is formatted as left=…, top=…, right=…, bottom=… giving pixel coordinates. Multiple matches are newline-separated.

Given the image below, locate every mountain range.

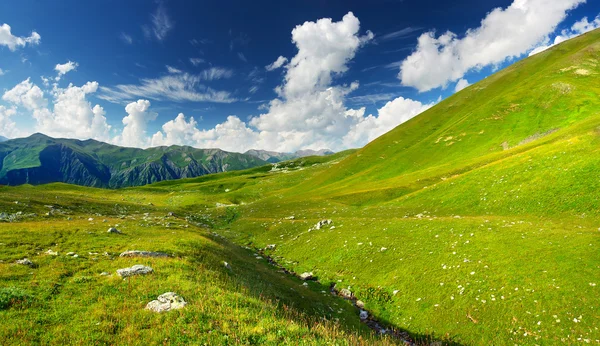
left=243, top=148, right=334, bottom=163
left=0, top=134, right=269, bottom=188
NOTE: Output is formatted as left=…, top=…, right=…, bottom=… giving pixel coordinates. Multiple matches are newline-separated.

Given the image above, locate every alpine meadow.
left=2, top=1, right=600, bottom=345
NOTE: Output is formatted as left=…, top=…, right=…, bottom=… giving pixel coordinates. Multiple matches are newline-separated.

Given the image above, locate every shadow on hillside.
left=183, top=230, right=464, bottom=346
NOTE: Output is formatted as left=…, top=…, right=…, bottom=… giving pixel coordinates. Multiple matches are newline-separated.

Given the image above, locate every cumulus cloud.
left=0, top=23, right=41, bottom=51
left=399, top=0, right=585, bottom=92
left=55, top=61, right=78, bottom=81
left=454, top=78, right=470, bottom=92
left=529, top=13, right=600, bottom=56
left=114, top=100, right=156, bottom=148
left=147, top=12, right=431, bottom=152
left=2, top=78, right=111, bottom=141
left=265, top=56, right=288, bottom=71
left=98, top=70, right=236, bottom=104
left=0, top=105, right=19, bottom=138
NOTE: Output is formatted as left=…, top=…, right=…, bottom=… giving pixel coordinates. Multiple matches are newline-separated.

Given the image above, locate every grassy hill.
left=1, top=29, right=600, bottom=345
left=0, top=134, right=267, bottom=188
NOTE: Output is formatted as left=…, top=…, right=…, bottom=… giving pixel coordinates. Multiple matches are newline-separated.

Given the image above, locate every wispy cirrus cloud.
left=98, top=68, right=236, bottom=104
left=377, top=27, right=422, bottom=42
left=142, top=3, right=174, bottom=41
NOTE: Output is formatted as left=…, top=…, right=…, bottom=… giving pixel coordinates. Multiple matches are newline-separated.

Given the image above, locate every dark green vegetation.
left=0, top=133, right=267, bottom=188
left=2, top=29, right=600, bottom=345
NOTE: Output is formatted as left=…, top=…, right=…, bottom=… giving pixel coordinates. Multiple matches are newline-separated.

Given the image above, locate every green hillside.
left=2, top=29, right=600, bottom=345
left=0, top=134, right=267, bottom=188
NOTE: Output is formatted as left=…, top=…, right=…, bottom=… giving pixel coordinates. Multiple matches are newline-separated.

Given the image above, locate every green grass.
left=2, top=28, right=600, bottom=345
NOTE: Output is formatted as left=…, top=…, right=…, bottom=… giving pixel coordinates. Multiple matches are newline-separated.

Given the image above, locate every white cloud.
left=529, top=13, right=600, bottom=56
left=265, top=56, right=288, bottom=71
left=0, top=105, right=19, bottom=138
left=114, top=99, right=156, bottom=148
left=0, top=23, right=41, bottom=51
left=148, top=12, right=430, bottom=152
left=0, top=68, right=5, bottom=76
left=149, top=4, right=173, bottom=41
left=238, top=52, right=248, bottom=62
left=166, top=65, right=182, bottom=74
left=399, top=0, right=585, bottom=92
left=98, top=70, right=236, bottom=104
left=343, top=96, right=433, bottom=146
left=454, top=78, right=470, bottom=92
left=200, top=67, right=234, bottom=81
left=378, top=27, right=422, bottom=42
left=2, top=78, right=111, bottom=141
left=120, top=32, right=133, bottom=44
left=189, top=57, right=204, bottom=66
left=55, top=61, right=78, bottom=81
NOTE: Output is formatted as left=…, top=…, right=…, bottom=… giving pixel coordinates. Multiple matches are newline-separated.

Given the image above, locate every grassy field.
left=2, top=29, right=600, bottom=345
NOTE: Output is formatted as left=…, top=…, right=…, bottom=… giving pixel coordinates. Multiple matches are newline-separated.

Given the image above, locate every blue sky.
left=1, top=0, right=599, bottom=152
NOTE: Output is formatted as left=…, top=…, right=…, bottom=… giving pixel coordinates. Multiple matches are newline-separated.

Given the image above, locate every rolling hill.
left=244, top=148, right=334, bottom=163
left=0, top=133, right=267, bottom=188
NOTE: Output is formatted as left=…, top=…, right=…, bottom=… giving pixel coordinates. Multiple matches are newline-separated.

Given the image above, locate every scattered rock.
left=66, top=252, right=76, bottom=256
left=107, top=227, right=122, bottom=234
left=119, top=250, right=169, bottom=258
left=265, top=244, right=276, bottom=250
left=299, top=272, right=314, bottom=281
left=223, top=261, right=232, bottom=270
left=380, top=247, right=387, bottom=252
left=46, top=249, right=58, bottom=256
left=145, top=292, right=187, bottom=312
left=116, top=265, right=153, bottom=278
left=339, top=288, right=353, bottom=299
left=284, top=216, right=295, bottom=220
left=16, top=258, right=34, bottom=267
left=88, top=218, right=94, bottom=221
left=393, top=290, right=400, bottom=295
left=360, top=310, right=369, bottom=320
left=356, top=300, right=365, bottom=309
left=99, top=272, right=110, bottom=276
left=167, top=212, right=175, bottom=217
left=314, top=219, right=333, bottom=230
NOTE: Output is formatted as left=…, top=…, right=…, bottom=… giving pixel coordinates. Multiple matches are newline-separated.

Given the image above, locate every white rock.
left=265, top=244, right=276, bottom=250
left=223, top=261, right=232, bottom=270
left=145, top=292, right=187, bottom=312
left=107, top=227, right=122, bottom=234
left=46, top=249, right=58, bottom=256
left=300, top=272, right=314, bottom=280
left=16, top=258, right=34, bottom=267
left=119, top=250, right=169, bottom=258
left=116, top=265, right=153, bottom=278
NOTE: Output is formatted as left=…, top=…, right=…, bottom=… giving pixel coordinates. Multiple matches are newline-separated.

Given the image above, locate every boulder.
left=107, top=227, right=122, bottom=234
left=16, top=258, right=34, bottom=267
left=359, top=310, right=369, bottom=320
left=145, top=292, right=187, bottom=312
left=299, top=272, right=314, bottom=281
left=116, top=265, right=153, bottom=278
left=356, top=300, right=365, bottom=309
left=339, top=288, right=353, bottom=299
left=119, top=250, right=170, bottom=258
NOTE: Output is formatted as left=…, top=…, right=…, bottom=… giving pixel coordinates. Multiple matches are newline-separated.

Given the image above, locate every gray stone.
left=16, top=258, right=34, bottom=267
left=265, top=244, right=276, bottom=250
left=119, top=250, right=170, bottom=258
left=107, top=227, right=122, bottom=234
left=145, top=292, right=187, bottom=312
left=116, top=264, right=153, bottom=278
left=314, top=219, right=333, bottom=230
left=359, top=310, right=368, bottom=320
left=46, top=249, right=58, bottom=256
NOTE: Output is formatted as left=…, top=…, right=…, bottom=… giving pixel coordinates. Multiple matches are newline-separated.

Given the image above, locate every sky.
left=1, top=0, right=599, bottom=153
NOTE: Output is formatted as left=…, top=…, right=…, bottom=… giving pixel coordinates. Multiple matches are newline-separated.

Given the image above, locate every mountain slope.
left=0, top=134, right=267, bottom=188
left=245, top=148, right=334, bottom=163
left=301, top=28, right=600, bottom=202
left=0, top=136, right=7, bottom=142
